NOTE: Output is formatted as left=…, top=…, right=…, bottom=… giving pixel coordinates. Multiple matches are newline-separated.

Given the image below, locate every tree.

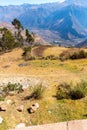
left=25, top=29, right=34, bottom=45
left=0, top=28, right=18, bottom=50
left=12, top=18, right=23, bottom=31
left=22, top=46, right=32, bottom=60
left=12, top=18, right=24, bottom=46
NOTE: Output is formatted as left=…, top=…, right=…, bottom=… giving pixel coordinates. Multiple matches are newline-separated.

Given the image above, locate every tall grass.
left=30, top=84, right=46, bottom=100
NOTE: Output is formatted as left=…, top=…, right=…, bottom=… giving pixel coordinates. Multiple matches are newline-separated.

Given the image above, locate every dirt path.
left=0, top=72, right=79, bottom=89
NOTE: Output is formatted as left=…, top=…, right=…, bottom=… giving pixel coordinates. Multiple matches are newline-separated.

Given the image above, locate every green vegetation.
left=56, top=80, right=87, bottom=100
left=30, top=84, right=46, bottom=100
left=22, top=46, right=35, bottom=60
left=59, top=49, right=87, bottom=61
left=44, top=55, right=58, bottom=60
left=56, top=82, right=71, bottom=99
left=69, top=80, right=87, bottom=100
left=25, top=29, right=34, bottom=45
left=2, top=82, right=23, bottom=96
left=12, top=18, right=24, bottom=46
left=0, top=18, right=35, bottom=53
left=0, top=28, right=18, bottom=51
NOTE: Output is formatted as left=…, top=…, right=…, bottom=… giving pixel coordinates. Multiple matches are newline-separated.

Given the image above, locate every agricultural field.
left=0, top=46, right=87, bottom=129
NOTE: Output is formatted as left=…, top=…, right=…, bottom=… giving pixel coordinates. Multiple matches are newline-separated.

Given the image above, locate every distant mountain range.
left=0, top=0, right=87, bottom=46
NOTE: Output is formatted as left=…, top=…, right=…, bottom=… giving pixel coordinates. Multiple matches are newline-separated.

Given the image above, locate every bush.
left=22, top=47, right=32, bottom=55
left=69, top=89, right=85, bottom=100
left=69, top=80, right=87, bottom=100
left=22, top=46, right=35, bottom=61
left=3, top=82, right=23, bottom=95
left=23, top=55, right=35, bottom=61
left=59, top=49, right=87, bottom=61
left=45, top=55, right=58, bottom=60
left=56, top=82, right=71, bottom=99
left=56, top=80, right=87, bottom=100
left=30, top=84, right=46, bottom=100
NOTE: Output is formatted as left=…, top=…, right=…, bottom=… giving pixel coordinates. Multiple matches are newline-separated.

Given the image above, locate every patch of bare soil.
left=33, top=45, right=52, bottom=57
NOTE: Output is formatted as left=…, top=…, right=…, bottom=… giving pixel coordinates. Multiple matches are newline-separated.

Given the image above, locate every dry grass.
left=43, top=46, right=67, bottom=57
left=0, top=46, right=87, bottom=129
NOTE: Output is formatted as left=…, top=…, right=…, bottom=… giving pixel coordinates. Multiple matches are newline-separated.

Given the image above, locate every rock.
left=17, top=105, right=24, bottom=112
left=0, top=116, right=3, bottom=124
left=6, top=100, right=12, bottom=105
left=48, top=110, right=52, bottom=114
left=28, top=103, right=39, bottom=113
left=0, top=105, right=7, bottom=111
left=9, top=91, right=15, bottom=96
left=15, top=123, right=25, bottom=129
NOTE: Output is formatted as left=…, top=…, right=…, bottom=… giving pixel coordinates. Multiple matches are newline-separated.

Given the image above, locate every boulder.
left=9, top=91, right=15, bottom=96
left=0, top=105, right=7, bottom=111
left=17, top=105, right=24, bottom=112
left=6, top=99, right=12, bottom=105
left=28, top=103, right=39, bottom=113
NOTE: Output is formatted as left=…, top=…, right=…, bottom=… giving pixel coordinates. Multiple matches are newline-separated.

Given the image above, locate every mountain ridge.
left=0, top=0, right=87, bottom=46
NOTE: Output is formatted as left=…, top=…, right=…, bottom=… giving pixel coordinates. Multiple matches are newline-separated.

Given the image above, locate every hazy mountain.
left=65, top=0, right=87, bottom=6
left=44, top=5, right=87, bottom=40
left=76, top=39, right=87, bottom=48
left=0, top=0, right=87, bottom=45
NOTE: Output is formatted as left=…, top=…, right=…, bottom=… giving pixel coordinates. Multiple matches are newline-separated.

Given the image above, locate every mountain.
left=76, top=39, right=87, bottom=48
left=0, top=0, right=87, bottom=45
left=44, top=5, right=87, bottom=40
left=65, top=0, right=87, bottom=6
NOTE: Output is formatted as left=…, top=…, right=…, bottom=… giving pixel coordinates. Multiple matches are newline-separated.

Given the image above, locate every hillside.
left=0, top=21, right=49, bottom=46
left=0, top=46, right=87, bottom=129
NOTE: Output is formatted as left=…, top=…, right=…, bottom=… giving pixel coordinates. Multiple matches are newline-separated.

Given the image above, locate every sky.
left=0, top=0, right=65, bottom=6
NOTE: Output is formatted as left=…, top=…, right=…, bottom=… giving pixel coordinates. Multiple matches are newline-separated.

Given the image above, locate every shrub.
left=23, top=55, right=35, bottom=61
left=45, top=55, right=58, bottom=60
left=69, top=80, right=87, bottom=100
left=22, top=47, right=32, bottom=55
left=56, top=80, right=87, bottom=100
left=56, top=82, right=70, bottom=99
left=22, top=46, right=35, bottom=61
left=30, top=84, right=46, bottom=100
left=59, top=49, right=87, bottom=61
left=69, top=89, right=85, bottom=100
left=3, top=82, right=23, bottom=95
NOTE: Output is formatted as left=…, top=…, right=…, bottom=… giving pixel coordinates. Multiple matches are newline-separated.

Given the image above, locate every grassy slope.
left=0, top=46, right=87, bottom=129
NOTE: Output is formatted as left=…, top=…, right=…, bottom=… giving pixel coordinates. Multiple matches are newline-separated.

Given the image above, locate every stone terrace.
left=11, top=119, right=87, bottom=130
